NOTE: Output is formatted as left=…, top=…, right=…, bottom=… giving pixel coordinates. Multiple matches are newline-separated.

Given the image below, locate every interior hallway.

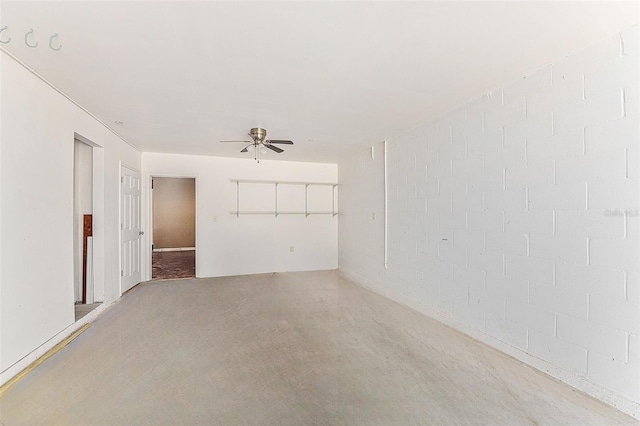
left=0, top=270, right=636, bottom=425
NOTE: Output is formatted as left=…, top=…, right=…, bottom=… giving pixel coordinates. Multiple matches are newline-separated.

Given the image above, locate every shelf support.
left=236, top=181, right=240, bottom=218
left=305, top=184, right=309, bottom=217
left=332, top=184, right=336, bottom=217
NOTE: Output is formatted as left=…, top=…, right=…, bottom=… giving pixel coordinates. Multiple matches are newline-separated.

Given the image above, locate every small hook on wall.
left=0, top=25, right=10, bottom=44
left=49, top=33, right=62, bottom=51
left=25, top=28, right=38, bottom=48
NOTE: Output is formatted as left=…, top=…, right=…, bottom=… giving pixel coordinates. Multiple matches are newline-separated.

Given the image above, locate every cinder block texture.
left=340, top=26, right=640, bottom=406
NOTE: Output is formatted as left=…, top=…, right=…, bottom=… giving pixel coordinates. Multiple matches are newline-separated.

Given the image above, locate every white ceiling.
left=2, top=1, right=638, bottom=163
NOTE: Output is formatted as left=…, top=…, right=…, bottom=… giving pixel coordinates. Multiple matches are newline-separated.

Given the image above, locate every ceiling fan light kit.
left=220, top=127, right=294, bottom=163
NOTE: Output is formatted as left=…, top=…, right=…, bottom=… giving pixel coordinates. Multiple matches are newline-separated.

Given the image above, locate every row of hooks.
left=0, top=26, right=62, bottom=51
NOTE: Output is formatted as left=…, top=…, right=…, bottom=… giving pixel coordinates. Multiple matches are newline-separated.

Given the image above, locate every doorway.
left=73, top=139, right=100, bottom=320
left=151, top=177, right=196, bottom=280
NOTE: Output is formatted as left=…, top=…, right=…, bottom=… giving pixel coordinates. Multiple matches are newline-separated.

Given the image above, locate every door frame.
left=119, top=162, right=143, bottom=295
left=143, top=173, right=198, bottom=281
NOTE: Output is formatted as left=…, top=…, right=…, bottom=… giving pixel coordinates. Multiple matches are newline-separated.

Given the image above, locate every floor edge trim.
left=0, top=323, right=91, bottom=397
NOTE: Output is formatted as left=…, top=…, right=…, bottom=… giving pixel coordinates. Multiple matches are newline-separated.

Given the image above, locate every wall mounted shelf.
left=229, top=179, right=339, bottom=217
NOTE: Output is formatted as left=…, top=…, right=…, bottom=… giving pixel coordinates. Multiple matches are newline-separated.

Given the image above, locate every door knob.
left=139, top=231, right=145, bottom=236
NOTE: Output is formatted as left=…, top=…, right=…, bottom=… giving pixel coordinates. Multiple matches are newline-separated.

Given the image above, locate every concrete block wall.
left=339, top=25, right=640, bottom=416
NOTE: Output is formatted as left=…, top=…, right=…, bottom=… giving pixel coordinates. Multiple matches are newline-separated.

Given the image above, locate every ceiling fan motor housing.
left=250, top=127, right=267, bottom=144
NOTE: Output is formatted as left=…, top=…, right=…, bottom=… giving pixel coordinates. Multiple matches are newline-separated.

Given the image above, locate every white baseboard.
left=152, top=247, right=195, bottom=252
left=0, top=298, right=117, bottom=388
left=339, top=269, right=640, bottom=420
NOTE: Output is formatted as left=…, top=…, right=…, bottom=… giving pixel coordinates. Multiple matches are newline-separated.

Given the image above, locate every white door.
left=121, top=166, right=142, bottom=293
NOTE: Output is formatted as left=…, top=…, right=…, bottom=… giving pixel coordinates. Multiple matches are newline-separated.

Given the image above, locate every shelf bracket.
left=332, top=184, right=336, bottom=217
left=305, top=184, right=309, bottom=217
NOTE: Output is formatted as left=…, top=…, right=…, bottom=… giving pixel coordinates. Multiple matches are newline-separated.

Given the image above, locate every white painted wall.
left=0, top=40, right=4, bottom=374
left=142, top=153, right=338, bottom=279
left=339, top=25, right=640, bottom=416
left=0, top=50, right=141, bottom=380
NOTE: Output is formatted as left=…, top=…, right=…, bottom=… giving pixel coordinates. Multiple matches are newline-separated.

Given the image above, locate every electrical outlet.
left=212, top=216, right=217, bottom=222
left=372, top=212, right=376, bottom=220
left=290, top=246, right=294, bottom=253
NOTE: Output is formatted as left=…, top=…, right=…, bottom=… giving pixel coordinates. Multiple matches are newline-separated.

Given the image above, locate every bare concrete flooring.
left=1, top=270, right=637, bottom=425
left=74, top=302, right=101, bottom=321
left=152, top=250, right=196, bottom=280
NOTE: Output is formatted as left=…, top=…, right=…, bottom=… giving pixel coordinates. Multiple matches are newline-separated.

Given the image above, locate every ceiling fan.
left=220, top=127, right=293, bottom=162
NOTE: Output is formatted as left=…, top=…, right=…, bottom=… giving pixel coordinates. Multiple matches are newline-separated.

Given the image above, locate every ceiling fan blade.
left=266, top=140, right=293, bottom=145
left=265, top=144, right=284, bottom=153
left=220, top=140, right=251, bottom=143
left=240, top=144, right=255, bottom=153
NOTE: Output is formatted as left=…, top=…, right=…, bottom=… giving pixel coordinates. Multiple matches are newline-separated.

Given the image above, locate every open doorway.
left=73, top=139, right=100, bottom=320
left=151, top=177, right=196, bottom=280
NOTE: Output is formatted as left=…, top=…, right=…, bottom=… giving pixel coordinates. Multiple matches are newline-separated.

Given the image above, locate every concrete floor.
left=152, top=250, right=196, bottom=280
left=74, top=302, right=102, bottom=321
left=1, top=270, right=637, bottom=425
